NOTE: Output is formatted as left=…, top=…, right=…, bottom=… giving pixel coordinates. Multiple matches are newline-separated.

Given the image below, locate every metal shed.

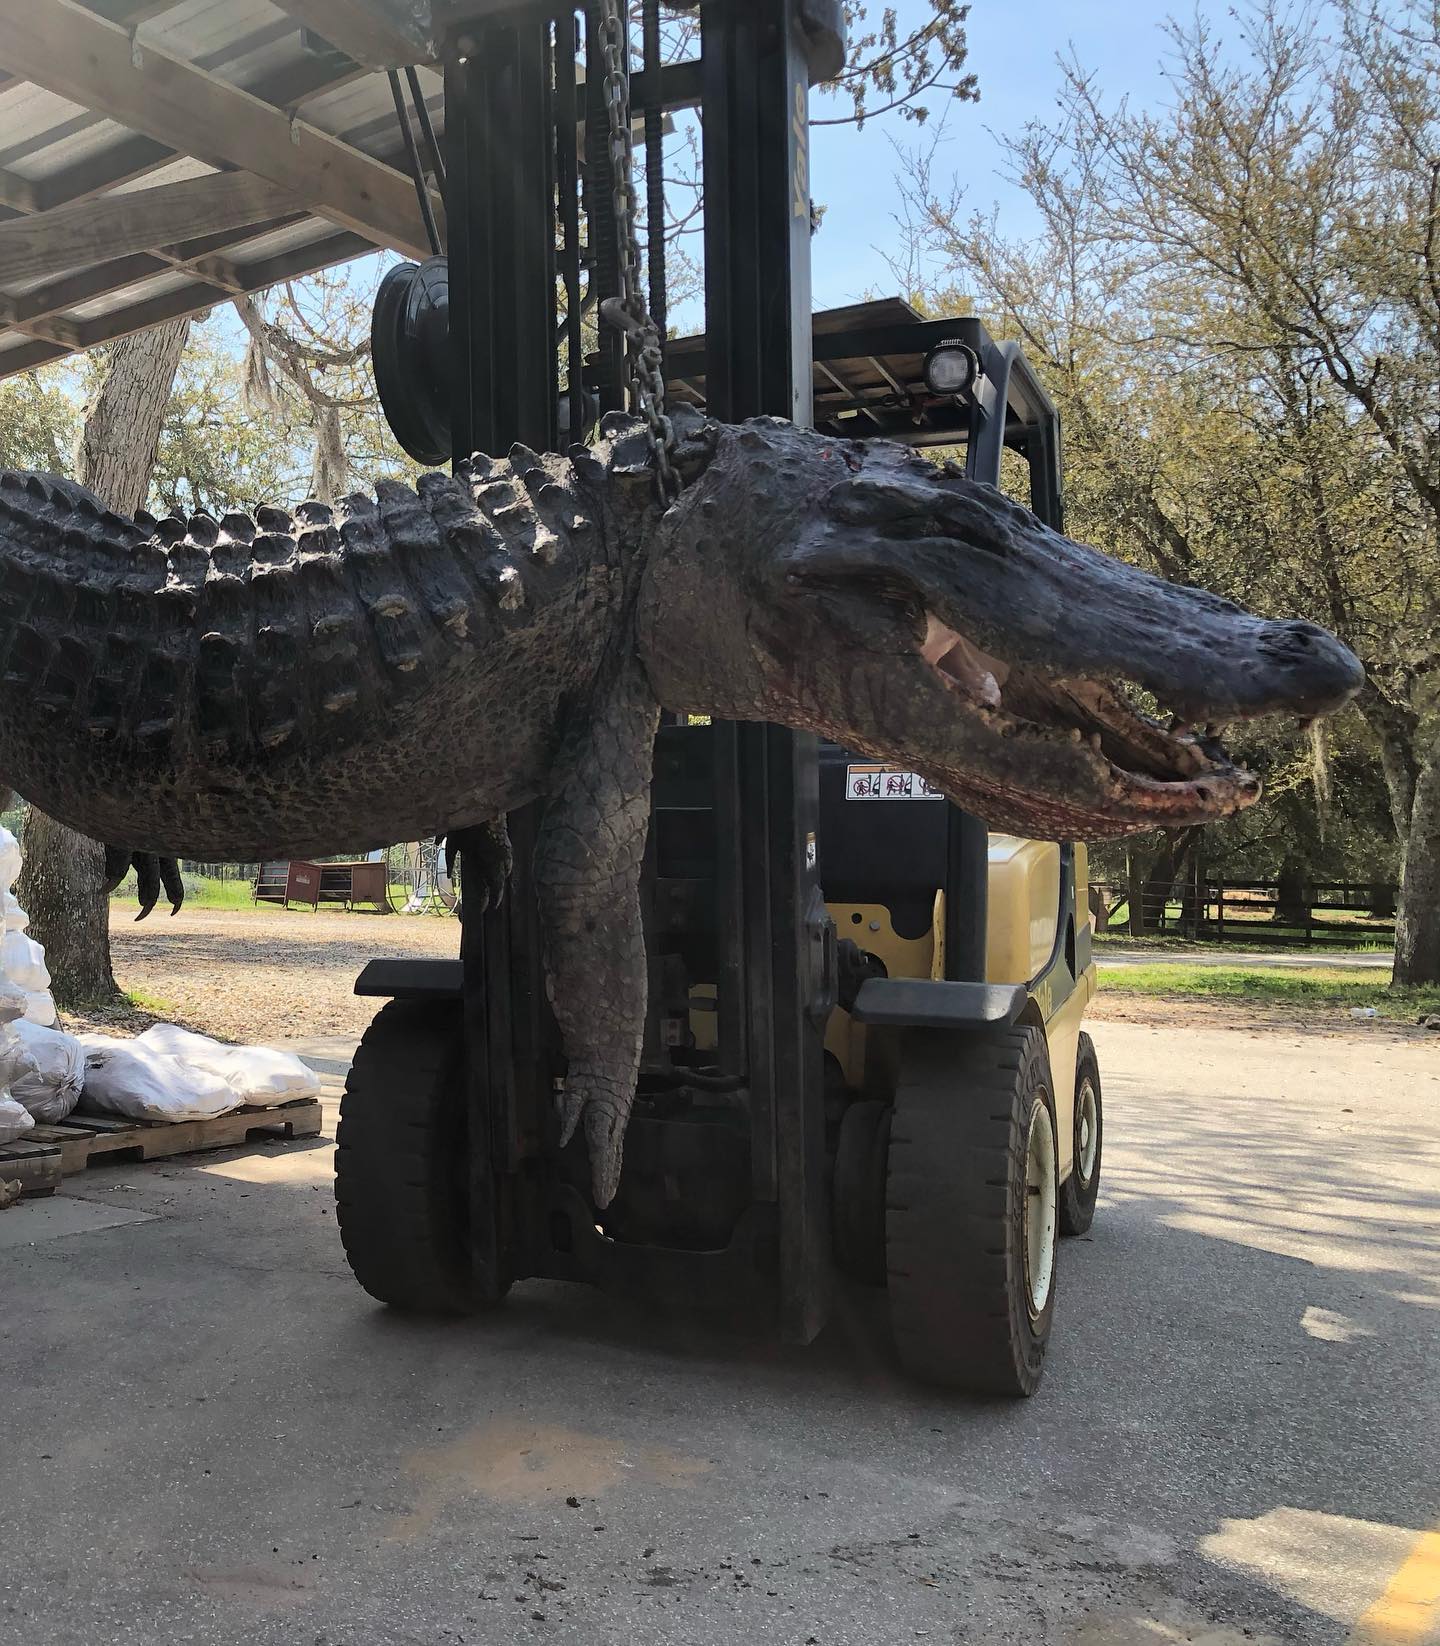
left=0, top=1, right=452, bottom=382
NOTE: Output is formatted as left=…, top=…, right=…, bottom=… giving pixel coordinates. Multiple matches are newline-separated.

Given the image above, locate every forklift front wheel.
left=1059, top=1031, right=1102, bottom=1236
left=336, top=999, right=507, bottom=1315
left=886, top=1024, right=1058, bottom=1396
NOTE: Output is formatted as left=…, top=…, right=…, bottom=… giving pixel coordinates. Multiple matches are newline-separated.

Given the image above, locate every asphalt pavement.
left=2, top=1019, right=1437, bottom=1646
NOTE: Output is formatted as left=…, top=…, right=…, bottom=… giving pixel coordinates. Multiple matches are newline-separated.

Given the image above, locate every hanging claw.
left=133, top=852, right=160, bottom=920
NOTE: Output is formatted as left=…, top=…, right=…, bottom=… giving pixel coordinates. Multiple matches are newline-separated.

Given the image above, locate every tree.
left=893, top=0, right=1440, bottom=983
left=18, top=318, right=190, bottom=1004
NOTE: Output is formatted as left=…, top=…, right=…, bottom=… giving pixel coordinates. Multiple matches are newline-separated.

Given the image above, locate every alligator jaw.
left=906, top=612, right=1262, bottom=834
left=758, top=438, right=1365, bottom=840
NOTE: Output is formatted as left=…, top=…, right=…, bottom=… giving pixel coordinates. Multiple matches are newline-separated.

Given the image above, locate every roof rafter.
left=0, top=227, right=374, bottom=380
left=0, top=0, right=437, bottom=258
left=268, top=1, right=439, bottom=69
left=0, top=172, right=299, bottom=287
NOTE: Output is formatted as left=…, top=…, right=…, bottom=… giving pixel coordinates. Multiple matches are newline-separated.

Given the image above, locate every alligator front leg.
left=535, top=655, right=660, bottom=1208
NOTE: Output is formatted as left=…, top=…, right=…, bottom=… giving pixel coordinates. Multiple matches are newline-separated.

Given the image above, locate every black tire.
left=1059, top=1031, right=1102, bottom=1237
left=886, top=1024, right=1059, bottom=1396
left=832, top=1098, right=890, bottom=1285
left=335, top=999, right=506, bottom=1314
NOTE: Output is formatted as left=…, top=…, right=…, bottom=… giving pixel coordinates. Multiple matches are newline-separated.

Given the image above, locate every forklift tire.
left=335, top=999, right=505, bottom=1315
left=1059, top=1031, right=1102, bottom=1237
left=886, top=1024, right=1058, bottom=1396
left=832, top=1098, right=890, bottom=1285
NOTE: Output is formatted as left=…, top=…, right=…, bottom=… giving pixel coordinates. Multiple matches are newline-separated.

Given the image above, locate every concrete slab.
left=1, top=1020, right=1436, bottom=1645
left=0, top=1191, right=156, bottom=1247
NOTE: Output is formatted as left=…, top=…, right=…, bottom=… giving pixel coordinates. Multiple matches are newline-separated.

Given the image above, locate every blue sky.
left=806, top=0, right=1180, bottom=309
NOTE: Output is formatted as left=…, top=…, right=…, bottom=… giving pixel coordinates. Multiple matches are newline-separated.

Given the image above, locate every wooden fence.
left=1095, top=873, right=1397, bottom=948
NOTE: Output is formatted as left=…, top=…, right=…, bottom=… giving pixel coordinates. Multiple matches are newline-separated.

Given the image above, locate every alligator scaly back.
left=0, top=443, right=614, bottom=859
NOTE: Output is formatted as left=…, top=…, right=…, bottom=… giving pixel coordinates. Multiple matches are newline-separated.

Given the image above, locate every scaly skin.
left=0, top=411, right=1362, bottom=1202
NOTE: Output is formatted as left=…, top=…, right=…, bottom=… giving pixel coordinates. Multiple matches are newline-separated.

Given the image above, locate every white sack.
left=22, top=989, right=56, bottom=1028
left=11, top=1020, right=84, bottom=1123
left=3, top=891, right=29, bottom=932
left=0, top=1025, right=38, bottom=1092
left=0, top=978, right=29, bottom=1025
left=76, top=1034, right=238, bottom=1124
left=134, top=1024, right=320, bottom=1107
left=0, top=827, right=19, bottom=893
left=0, top=1091, right=33, bottom=1144
left=0, top=929, right=49, bottom=992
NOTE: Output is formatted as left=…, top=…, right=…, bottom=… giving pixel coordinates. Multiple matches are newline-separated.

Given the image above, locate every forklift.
left=337, top=0, right=1104, bottom=1396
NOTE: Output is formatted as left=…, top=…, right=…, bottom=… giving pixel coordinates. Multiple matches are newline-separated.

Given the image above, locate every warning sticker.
left=845, top=764, right=944, bottom=800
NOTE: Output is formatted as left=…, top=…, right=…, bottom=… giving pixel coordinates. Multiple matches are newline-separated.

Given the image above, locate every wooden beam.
left=0, top=212, right=310, bottom=331
left=0, top=168, right=40, bottom=215
left=1, top=252, right=163, bottom=327
left=0, top=0, right=436, bottom=258
left=0, top=302, right=80, bottom=348
left=0, top=337, right=73, bottom=374
left=0, top=227, right=373, bottom=377
left=268, top=1, right=437, bottom=68
left=0, top=172, right=298, bottom=286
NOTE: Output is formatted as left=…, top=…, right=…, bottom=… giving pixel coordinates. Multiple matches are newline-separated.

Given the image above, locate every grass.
left=125, top=987, right=175, bottom=1015
left=1102, top=962, right=1440, bottom=1023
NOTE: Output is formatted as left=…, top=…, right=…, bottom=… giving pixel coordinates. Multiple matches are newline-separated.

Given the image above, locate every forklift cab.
left=340, top=0, right=1105, bottom=1398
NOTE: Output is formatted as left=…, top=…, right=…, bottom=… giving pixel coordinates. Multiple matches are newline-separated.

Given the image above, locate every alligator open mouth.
left=918, top=612, right=1260, bottom=810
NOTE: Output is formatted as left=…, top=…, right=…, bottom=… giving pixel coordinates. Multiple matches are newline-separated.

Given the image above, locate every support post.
left=701, top=0, right=833, bottom=1343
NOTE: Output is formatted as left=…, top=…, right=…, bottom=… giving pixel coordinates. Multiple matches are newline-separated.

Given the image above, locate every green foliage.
left=817, top=1, right=977, bottom=128
left=0, top=366, right=80, bottom=475
left=891, top=0, right=1439, bottom=922
left=151, top=319, right=300, bottom=515
left=1100, top=963, right=1440, bottom=1023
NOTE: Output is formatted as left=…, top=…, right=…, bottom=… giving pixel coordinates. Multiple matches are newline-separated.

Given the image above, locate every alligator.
left=0, top=410, right=1361, bottom=1202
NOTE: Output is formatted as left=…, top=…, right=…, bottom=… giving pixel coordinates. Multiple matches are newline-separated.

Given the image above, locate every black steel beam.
left=701, top=0, right=828, bottom=1344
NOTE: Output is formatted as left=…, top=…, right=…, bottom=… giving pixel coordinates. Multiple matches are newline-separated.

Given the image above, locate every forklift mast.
left=356, top=0, right=1079, bottom=1368
left=441, top=0, right=845, bottom=1341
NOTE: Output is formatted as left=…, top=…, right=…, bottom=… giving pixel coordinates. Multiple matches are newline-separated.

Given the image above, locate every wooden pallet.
left=0, top=1096, right=324, bottom=1183
left=0, top=1138, right=62, bottom=1199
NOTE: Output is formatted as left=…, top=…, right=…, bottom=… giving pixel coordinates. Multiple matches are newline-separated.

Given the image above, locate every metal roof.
left=0, top=0, right=448, bottom=381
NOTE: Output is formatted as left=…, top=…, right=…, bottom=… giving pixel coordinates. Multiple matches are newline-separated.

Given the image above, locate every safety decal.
left=845, top=764, right=944, bottom=800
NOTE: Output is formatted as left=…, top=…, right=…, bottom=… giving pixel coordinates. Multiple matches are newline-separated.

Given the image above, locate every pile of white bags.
left=0, top=826, right=47, bottom=1141
left=11, top=1019, right=84, bottom=1124
left=74, top=1028, right=319, bottom=1123
left=134, top=1024, right=320, bottom=1107
left=0, top=828, right=55, bottom=1028
left=0, top=822, right=321, bottom=1141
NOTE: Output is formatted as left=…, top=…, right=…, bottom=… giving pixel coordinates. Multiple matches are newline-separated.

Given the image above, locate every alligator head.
left=640, top=417, right=1362, bottom=838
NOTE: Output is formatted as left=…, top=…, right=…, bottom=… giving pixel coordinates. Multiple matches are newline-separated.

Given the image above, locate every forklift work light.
left=922, top=339, right=979, bottom=399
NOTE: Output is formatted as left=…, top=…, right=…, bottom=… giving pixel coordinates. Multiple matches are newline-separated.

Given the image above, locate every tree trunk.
left=17, top=318, right=190, bottom=1006
left=1273, top=854, right=1308, bottom=927
left=1393, top=741, right=1440, bottom=987
left=1126, top=826, right=1203, bottom=936
left=1088, top=884, right=1111, bottom=933
left=1126, top=846, right=1149, bottom=936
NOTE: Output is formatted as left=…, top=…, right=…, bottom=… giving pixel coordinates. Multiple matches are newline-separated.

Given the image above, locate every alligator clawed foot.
left=446, top=818, right=512, bottom=915
left=557, top=1065, right=631, bottom=1208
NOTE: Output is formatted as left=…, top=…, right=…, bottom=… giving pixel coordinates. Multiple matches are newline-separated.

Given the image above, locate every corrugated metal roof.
left=0, top=0, right=443, bottom=379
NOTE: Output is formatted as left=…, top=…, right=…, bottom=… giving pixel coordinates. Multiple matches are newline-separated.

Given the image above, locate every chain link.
left=596, top=0, right=680, bottom=505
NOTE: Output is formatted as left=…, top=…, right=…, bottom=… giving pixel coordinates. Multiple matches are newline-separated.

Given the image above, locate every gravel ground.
left=80, top=904, right=460, bottom=1042
left=68, top=903, right=1432, bottom=1046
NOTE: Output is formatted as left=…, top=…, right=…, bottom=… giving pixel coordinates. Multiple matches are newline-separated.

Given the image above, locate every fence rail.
left=1094, top=874, right=1397, bottom=948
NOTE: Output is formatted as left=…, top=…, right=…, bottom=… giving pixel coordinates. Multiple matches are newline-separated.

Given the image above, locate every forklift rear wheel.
left=1059, top=1031, right=1102, bottom=1236
left=886, top=1024, right=1058, bottom=1396
left=335, top=999, right=506, bottom=1314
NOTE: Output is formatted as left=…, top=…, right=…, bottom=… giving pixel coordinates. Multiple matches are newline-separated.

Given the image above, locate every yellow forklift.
left=340, top=0, right=1103, bottom=1397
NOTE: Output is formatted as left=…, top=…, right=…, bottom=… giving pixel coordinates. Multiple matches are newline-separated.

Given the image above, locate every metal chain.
left=597, top=0, right=680, bottom=504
